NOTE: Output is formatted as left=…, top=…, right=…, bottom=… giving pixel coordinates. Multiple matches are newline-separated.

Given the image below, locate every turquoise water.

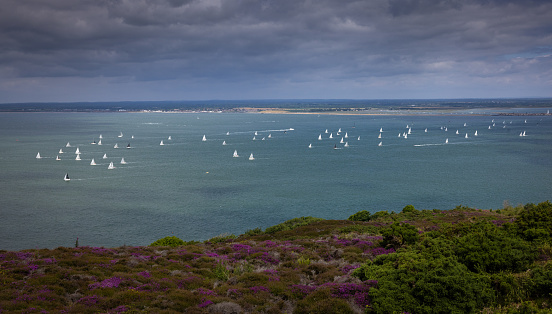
left=1, top=112, right=551, bottom=250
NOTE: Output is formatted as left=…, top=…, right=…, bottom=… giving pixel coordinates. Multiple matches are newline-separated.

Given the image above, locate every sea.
left=1, top=110, right=551, bottom=250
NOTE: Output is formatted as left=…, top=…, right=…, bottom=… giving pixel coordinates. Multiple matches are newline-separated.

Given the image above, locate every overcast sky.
left=1, top=0, right=551, bottom=103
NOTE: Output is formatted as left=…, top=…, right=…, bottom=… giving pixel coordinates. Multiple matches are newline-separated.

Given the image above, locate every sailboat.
left=357, top=136, right=360, bottom=140
left=114, top=143, right=119, bottom=148
left=268, top=134, right=272, bottom=138
left=202, top=135, right=207, bottom=142
left=66, top=142, right=71, bottom=147
left=465, top=133, right=468, bottom=138
left=325, top=129, right=328, bottom=133
left=425, top=128, right=427, bottom=133
left=252, top=136, right=256, bottom=140
left=108, top=161, right=115, bottom=169
left=334, top=144, right=337, bottom=149
left=456, top=130, right=459, bottom=135
left=378, top=142, right=382, bottom=147
left=254, top=131, right=258, bottom=136
left=168, top=136, right=172, bottom=140
left=126, top=143, right=131, bottom=149
left=59, top=148, right=64, bottom=154
left=444, top=127, right=448, bottom=132
left=308, top=143, right=312, bottom=148
left=344, top=132, right=348, bottom=138
left=464, top=123, right=467, bottom=127
left=99, top=134, right=103, bottom=139
left=249, top=153, right=254, bottom=161
left=91, top=139, right=97, bottom=145
left=408, top=128, right=411, bottom=135
left=160, top=140, right=164, bottom=146
left=56, top=155, right=61, bottom=161
left=64, top=173, right=70, bottom=181
left=344, top=142, right=349, bottom=147
left=329, top=133, right=333, bottom=139
left=474, top=130, right=478, bottom=136
left=36, top=152, right=42, bottom=159
left=118, top=132, right=123, bottom=138
left=340, top=137, right=344, bottom=144
left=120, top=158, right=127, bottom=164
left=488, top=126, right=491, bottom=129
left=75, top=155, right=81, bottom=161
left=131, top=135, right=134, bottom=139
left=378, top=133, right=381, bottom=139
left=222, top=141, right=227, bottom=145
left=318, top=134, right=322, bottom=140
left=226, top=131, right=230, bottom=135
left=445, top=138, right=449, bottom=144
left=233, top=150, right=239, bottom=158
left=379, top=128, right=383, bottom=133
left=398, top=133, right=401, bottom=137
left=103, top=153, right=107, bottom=159
left=338, top=128, right=342, bottom=133
left=75, top=147, right=80, bottom=154
left=90, top=158, right=96, bottom=165
left=98, top=139, right=102, bottom=145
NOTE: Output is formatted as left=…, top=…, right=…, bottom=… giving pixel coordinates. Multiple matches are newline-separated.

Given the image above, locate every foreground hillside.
left=1, top=202, right=551, bottom=313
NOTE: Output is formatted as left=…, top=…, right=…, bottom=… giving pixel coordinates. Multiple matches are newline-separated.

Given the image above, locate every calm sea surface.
left=1, top=111, right=551, bottom=250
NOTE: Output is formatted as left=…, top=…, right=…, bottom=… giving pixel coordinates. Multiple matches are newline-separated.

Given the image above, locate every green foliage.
left=207, top=233, right=237, bottom=244
left=214, top=261, right=230, bottom=281
left=264, top=216, right=324, bottom=234
left=370, top=211, right=390, bottom=220
left=354, top=251, right=495, bottom=313
left=338, top=224, right=379, bottom=234
left=402, top=204, right=417, bottom=213
left=243, top=227, right=263, bottom=236
left=297, top=256, right=311, bottom=266
left=149, top=236, right=185, bottom=247
left=381, top=222, right=419, bottom=248
left=516, top=201, right=552, bottom=239
left=347, top=210, right=371, bottom=221
left=453, top=222, right=537, bottom=273
left=294, top=288, right=354, bottom=314
left=529, top=262, right=552, bottom=298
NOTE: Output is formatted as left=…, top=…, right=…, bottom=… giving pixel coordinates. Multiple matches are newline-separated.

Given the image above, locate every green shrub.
left=207, top=233, right=237, bottom=244
left=347, top=210, right=371, bottom=221
left=264, top=217, right=324, bottom=234
left=381, top=222, right=419, bottom=248
left=516, top=201, right=552, bottom=238
left=294, top=288, right=354, bottom=314
left=338, top=225, right=378, bottom=234
left=402, top=204, right=417, bottom=213
left=243, top=227, right=263, bottom=236
left=370, top=211, right=390, bottom=220
left=149, top=236, right=185, bottom=247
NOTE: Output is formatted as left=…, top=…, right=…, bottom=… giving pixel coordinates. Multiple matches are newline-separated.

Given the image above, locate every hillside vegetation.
left=1, top=201, right=551, bottom=313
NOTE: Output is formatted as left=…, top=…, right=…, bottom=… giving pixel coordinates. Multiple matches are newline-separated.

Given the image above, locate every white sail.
left=325, top=129, right=328, bottom=134
left=465, top=133, right=468, bottom=138
left=445, top=127, right=448, bottom=132
left=357, top=136, right=360, bottom=140
left=98, top=139, right=102, bottom=145
left=406, top=125, right=409, bottom=128
left=160, top=140, right=164, bottom=146
left=268, top=134, right=272, bottom=138
left=252, top=136, right=256, bottom=140
left=474, top=130, right=478, bottom=136
left=404, top=134, right=408, bottom=139
left=126, top=143, right=130, bottom=149
left=445, top=138, right=449, bottom=144
left=262, top=137, right=265, bottom=140
left=340, top=137, right=344, bottom=144
left=75, top=147, right=80, bottom=154
left=380, top=128, right=383, bottom=133
left=56, top=155, right=61, bottom=161
left=131, top=135, right=134, bottom=139
left=118, top=132, right=123, bottom=138
left=425, top=128, right=427, bottom=133
left=329, top=133, right=333, bottom=139
left=378, top=133, right=381, bottom=139
left=338, top=128, right=342, bottom=133
left=222, top=141, right=227, bottom=145
left=488, top=126, right=491, bottom=129
left=108, top=161, right=115, bottom=169
left=378, top=142, right=382, bottom=147
left=226, top=131, right=230, bottom=135
left=456, top=130, right=459, bottom=134
left=408, top=128, right=411, bottom=135
left=99, top=134, right=103, bottom=139
left=523, top=131, right=526, bottom=136
left=103, top=153, right=107, bottom=159
left=398, top=133, right=401, bottom=137
left=344, top=142, right=349, bottom=147
left=168, top=136, right=172, bottom=140
left=233, top=150, right=239, bottom=158
left=318, top=134, right=322, bottom=140
left=308, top=143, right=312, bottom=148
left=464, top=123, right=467, bottom=127
left=64, top=173, right=70, bottom=181
left=344, top=132, right=348, bottom=138
left=202, top=135, right=207, bottom=142
left=114, top=143, right=119, bottom=148
left=90, top=158, right=96, bottom=165
left=66, top=142, right=71, bottom=147
left=254, top=131, right=258, bottom=136
left=59, top=148, right=64, bottom=154
left=120, top=158, right=127, bottom=164
left=75, top=155, right=81, bottom=161
left=249, top=153, right=254, bottom=160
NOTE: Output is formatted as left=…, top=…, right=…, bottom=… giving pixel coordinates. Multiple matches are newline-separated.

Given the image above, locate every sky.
left=1, top=0, right=551, bottom=103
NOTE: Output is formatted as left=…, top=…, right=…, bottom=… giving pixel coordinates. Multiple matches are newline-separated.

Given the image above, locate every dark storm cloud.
left=0, top=0, right=551, bottom=101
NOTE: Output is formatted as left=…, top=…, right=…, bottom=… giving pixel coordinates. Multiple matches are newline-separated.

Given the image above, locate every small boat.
left=114, top=143, right=119, bottom=148
left=126, top=143, right=131, bottom=149
left=474, top=130, right=478, bottom=136
left=262, top=137, right=265, bottom=140
left=524, top=120, right=527, bottom=124
left=75, top=155, right=81, bottom=161
left=118, top=132, right=123, bottom=138
left=398, top=133, right=401, bottom=137
left=108, top=161, right=115, bottom=169
left=340, top=137, right=344, bottom=144
left=425, top=128, right=427, bottom=133
left=56, top=155, right=61, bottom=161
left=338, top=128, right=342, bottom=133
left=456, top=130, right=459, bottom=135
left=90, top=158, right=96, bottom=165
left=334, top=144, right=337, bottom=149
left=66, top=142, right=71, bottom=147
left=408, top=128, right=411, bottom=135
left=226, top=131, right=230, bottom=136
left=380, top=128, right=383, bottom=133
left=103, top=153, right=107, bottom=159
left=160, top=140, right=164, bottom=145
left=120, top=158, right=127, bottom=164
left=268, top=134, right=272, bottom=138
left=445, top=138, right=449, bottom=144
left=378, top=142, right=382, bottom=147
left=233, top=150, right=239, bottom=158
left=289, top=128, right=294, bottom=131
left=406, top=125, right=409, bottom=129
left=464, top=123, right=467, bottom=127
left=36, top=152, right=42, bottom=159
left=404, top=133, right=408, bottom=139
left=254, top=131, right=258, bottom=136
left=329, top=133, right=333, bottom=139
left=249, top=153, right=254, bottom=161
left=344, top=132, right=348, bottom=138
left=344, top=142, right=349, bottom=147
left=64, top=173, right=70, bottom=181
left=222, top=141, right=227, bottom=145
left=378, top=133, right=381, bottom=139
left=97, top=139, right=102, bottom=145
left=252, top=136, right=256, bottom=140
left=202, top=135, right=207, bottom=142
left=75, top=147, right=80, bottom=155
left=488, top=126, right=491, bottom=129
left=131, top=135, right=134, bottom=139
left=357, top=136, right=360, bottom=140
left=325, top=129, right=328, bottom=134
left=444, top=127, right=448, bottom=132
left=59, top=148, right=64, bottom=154
left=318, top=134, right=322, bottom=140
left=465, top=133, right=468, bottom=138
left=308, top=143, right=312, bottom=148
left=168, top=136, right=172, bottom=140
left=91, top=140, right=97, bottom=145
left=99, top=134, right=103, bottom=139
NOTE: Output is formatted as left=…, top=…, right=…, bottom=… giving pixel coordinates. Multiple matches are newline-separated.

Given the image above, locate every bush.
left=264, top=217, right=324, bottom=234
left=370, top=211, right=390, bottom=220
left=347, top=210, right=371, bottom=221
left=402, top=204, right=417, bottom=213
left=516, top=201, right=552, bottom=238
left=381, top=223, right=419, bottom=248
left=149, top=236, right=185, bottom=247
